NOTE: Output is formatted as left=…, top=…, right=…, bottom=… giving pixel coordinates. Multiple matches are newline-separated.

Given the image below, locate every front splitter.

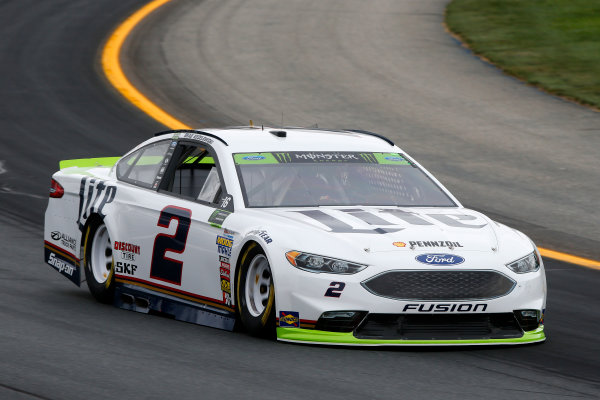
left=277, top=326, right=545, bottom=346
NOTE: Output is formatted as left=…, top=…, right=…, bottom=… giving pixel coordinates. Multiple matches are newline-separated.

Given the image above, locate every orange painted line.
left=539, top=248, right=600, bottom=270
left=102, top=0, right=600, bottom=272
left=101, top=0, right=191, bottom=129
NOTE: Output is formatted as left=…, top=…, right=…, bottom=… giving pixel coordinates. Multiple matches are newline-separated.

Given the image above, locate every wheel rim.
left=90, top=225, right=112, bottom=284
left=245, top=254, right=272, bottom=317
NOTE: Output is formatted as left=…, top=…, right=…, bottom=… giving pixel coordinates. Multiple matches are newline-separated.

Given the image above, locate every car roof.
left=154, top=126, right=402, bottom=153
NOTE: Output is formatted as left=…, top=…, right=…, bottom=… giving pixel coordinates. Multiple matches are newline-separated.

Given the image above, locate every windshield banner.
left=234, top=152, right=412, bottom=165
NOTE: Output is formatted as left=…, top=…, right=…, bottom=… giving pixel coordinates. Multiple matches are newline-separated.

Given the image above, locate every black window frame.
left=157, top=140, right=232, bottom=210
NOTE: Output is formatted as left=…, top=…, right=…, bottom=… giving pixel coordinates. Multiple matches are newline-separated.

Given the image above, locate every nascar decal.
left=216, top=234, right=234, bottom=257
left=77, top=177, right=116, bottom=231
left=219, top=256, right=232, bottom=306
left=279, top=311, right=300, bottom=327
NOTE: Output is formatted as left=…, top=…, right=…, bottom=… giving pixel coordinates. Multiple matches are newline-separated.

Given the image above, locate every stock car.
left=44, top=127, right=546, bottom=345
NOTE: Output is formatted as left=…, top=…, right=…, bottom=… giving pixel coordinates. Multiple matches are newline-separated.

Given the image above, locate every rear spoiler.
left=59, top=157, right=120, bottom=170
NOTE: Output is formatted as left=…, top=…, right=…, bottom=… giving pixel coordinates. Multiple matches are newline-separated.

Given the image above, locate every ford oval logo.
left=416, top=253, right=465, bottom=266
left=243, top=155, right=265, bottom=160
left=384, top=156, right=404, bottom=161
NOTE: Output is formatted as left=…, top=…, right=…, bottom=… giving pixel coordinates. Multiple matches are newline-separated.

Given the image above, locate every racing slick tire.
left=237, top=244, right=276, bottom=338
left=83, top=221, right=115, bottom=304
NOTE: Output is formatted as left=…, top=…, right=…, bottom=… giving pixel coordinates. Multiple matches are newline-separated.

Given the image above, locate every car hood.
left=255, top=207, right=499, bottom=253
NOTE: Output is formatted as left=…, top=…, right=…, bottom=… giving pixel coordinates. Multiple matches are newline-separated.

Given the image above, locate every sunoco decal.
left=415, top=253, right=465, bottom=266
left=279, top=311, right=300, bottom=327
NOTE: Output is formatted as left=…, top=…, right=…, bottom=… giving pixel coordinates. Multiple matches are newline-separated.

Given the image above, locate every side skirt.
left=114, top=282, right=236, bottom=331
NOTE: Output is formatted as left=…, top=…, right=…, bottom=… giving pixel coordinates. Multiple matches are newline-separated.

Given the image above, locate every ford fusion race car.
left=44, top=127, right=546, bottom=345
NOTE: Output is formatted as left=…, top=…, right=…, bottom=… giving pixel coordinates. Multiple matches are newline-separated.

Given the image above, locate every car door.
left=112, top=138, right=235, bottom=312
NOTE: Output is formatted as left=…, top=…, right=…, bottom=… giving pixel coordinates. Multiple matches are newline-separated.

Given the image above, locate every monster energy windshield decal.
left=234, top=152, right=413, bottom=165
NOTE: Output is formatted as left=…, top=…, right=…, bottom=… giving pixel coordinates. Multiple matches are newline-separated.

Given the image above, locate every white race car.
left=44, top=127, right=546, bottom=345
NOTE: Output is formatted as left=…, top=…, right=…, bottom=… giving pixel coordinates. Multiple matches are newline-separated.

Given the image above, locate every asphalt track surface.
left=0, top=1, right=598, bottom=399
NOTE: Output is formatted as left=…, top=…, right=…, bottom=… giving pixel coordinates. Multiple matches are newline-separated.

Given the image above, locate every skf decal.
left=115, top=262, right=137, bottom=276
left=77, top=177, right=116, bottom=231
left=216, top=234, right=234, bottom=257
left=279, top=311, right=300, bottom=327
left=50, top=231, right=77, bottom=250
left=415, top=253, right=465, bottom=266
left=403, top=303, right=487, bottom=312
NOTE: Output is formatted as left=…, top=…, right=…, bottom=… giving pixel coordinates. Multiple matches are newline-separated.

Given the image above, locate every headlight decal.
left=285, top=251, right=366, bottom=274
left=506, top=251, right=540, bottom=274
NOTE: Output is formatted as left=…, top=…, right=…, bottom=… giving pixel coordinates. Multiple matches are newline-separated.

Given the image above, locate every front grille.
left=354, top=313, right=523, bottom=340
left=362, top=270, right=515, bottom=301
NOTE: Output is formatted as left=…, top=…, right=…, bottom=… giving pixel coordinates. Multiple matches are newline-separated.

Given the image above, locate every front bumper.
left=277, top=326, right=545, bottom=346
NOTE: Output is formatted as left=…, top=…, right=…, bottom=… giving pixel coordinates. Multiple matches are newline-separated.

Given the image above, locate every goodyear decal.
left=279, top=311, right=300, bottom=328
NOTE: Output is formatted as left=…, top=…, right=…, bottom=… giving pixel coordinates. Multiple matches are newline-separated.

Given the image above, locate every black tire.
left=236, top=244, right=275, bottom=337
left=83, top=221, right=115, bottom=303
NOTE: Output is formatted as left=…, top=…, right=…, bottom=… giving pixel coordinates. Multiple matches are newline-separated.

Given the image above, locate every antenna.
left=281, top=112, right=284, bottom=129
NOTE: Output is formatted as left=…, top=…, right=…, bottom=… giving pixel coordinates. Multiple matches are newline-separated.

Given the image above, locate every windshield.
left=234, top=152, right=456, bottom=207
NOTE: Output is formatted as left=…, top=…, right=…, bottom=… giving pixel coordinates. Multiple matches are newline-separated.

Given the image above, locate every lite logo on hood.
left=416, top=253, right=465, bottom=266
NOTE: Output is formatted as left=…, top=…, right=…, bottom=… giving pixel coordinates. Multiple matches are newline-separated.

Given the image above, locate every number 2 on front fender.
left=325, top=282, right=345, bottom=298
left=150, top=206, right=192, bottom=285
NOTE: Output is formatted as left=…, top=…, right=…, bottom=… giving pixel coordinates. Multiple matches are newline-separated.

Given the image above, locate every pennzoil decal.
left=77, top=177, right=116, bottom=231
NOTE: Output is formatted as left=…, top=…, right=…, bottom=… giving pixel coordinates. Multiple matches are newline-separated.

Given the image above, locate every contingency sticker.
left=279, top=311, right=300, bottom=328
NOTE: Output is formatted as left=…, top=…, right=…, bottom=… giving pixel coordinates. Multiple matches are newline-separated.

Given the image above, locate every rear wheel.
left=83, top=222, right=115, bottom=303
left=237, top=245, right=275, bottom=337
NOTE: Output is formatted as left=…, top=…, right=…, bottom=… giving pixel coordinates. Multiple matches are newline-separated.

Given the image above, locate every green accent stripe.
left=60, top=157, right=120, bottom=169
left=374, top=152, right=411, bottom=165
left=277, top=327, right=545, bottom=345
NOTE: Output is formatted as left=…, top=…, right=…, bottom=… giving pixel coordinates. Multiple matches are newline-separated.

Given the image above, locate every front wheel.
left=83, top=222, right=115, bottom=303
left=236, top=245, right=275, bottom=337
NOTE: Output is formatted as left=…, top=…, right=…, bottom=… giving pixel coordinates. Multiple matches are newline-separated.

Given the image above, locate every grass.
left=445, top=0, right=600, bottom=108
